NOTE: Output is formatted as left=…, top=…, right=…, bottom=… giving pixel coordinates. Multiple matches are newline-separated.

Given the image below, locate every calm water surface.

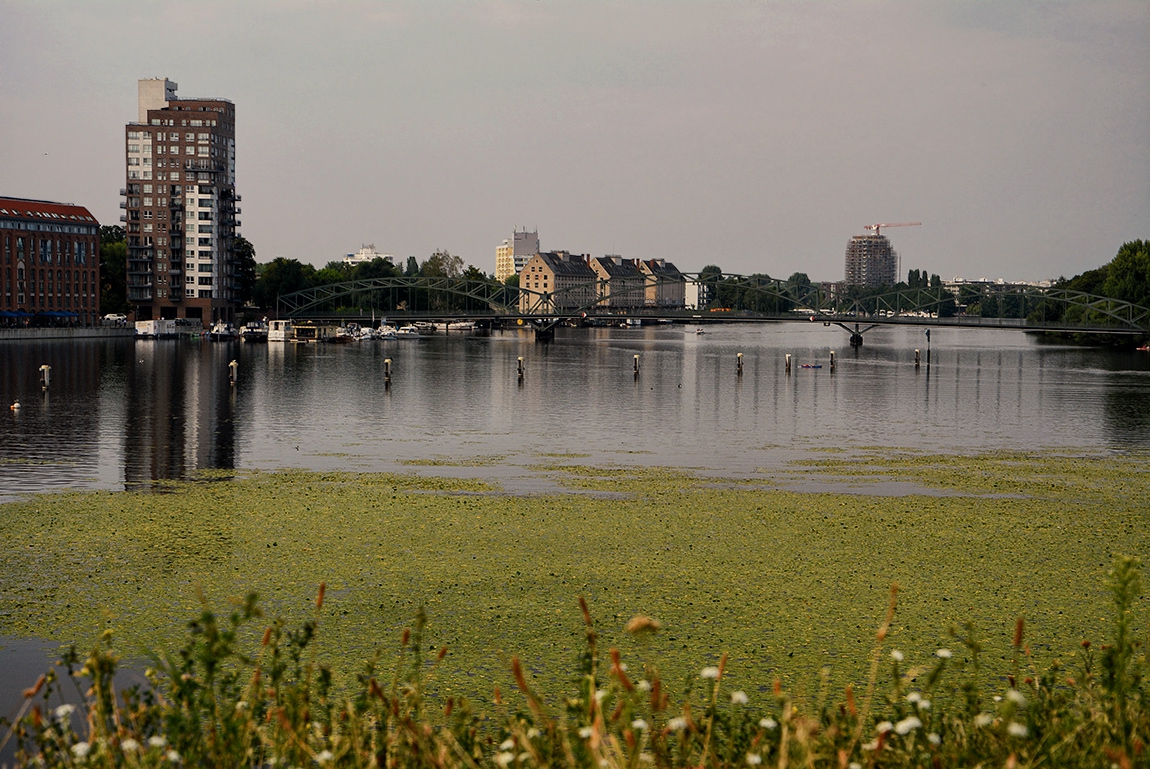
left=2, top=323, right=1148, bottom=500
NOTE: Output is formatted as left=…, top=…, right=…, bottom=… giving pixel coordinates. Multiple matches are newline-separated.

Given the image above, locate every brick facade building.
left=0, top=197, right=100, bottom=325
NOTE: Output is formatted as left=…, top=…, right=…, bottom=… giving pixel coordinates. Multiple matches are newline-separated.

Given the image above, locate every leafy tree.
left=252, top=257, right=317, bottom=308
left=99, top=227, right=128, bottom=314
left=404, top=256, right=419, bottom=277
left=504, top=273, right=519, bottom=288
left=698, top=264, right=723, bottom=308
left=420, top=249, right=464, bottom=278
left=233, top=236, right=257, bottom=306
left=1102, top=240, right=1150, bottom=309
left=787, top=272, right=811, bottom=288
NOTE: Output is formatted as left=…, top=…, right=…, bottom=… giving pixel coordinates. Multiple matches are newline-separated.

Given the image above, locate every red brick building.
left=123, top=78, right=240, bottom=326
left=0, top=196, right=100, bottom=325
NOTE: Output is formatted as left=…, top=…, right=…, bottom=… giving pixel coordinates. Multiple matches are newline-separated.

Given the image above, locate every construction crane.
left=865, top=221, right=921, bottom=237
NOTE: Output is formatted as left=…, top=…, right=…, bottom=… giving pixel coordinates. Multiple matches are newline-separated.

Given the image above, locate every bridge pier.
left=534, top=325, right=554, bottom=342
left=850, top=332, right=864, bottom=348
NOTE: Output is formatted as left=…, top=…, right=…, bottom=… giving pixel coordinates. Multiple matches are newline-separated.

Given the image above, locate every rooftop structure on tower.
left=495, top=228, right=540, bottom=283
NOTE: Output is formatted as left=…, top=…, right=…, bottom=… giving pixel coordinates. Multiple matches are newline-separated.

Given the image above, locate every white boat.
left=378, top=324, right=398, bottom=340
left=268, top=319, right=293, bottom=342
left=448, top=320, right=477, bottom=332
left=396, top=324, right=422, bottom=338
left=209, top=321, right=239, bottom=341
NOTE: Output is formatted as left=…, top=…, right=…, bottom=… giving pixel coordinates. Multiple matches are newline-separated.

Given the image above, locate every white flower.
left=578, top=726, right=594, bottom=739
left=53, top=704, right=75, bottom=721
left=71, top=742, right=91, bottom=758
left=890, top=650, right=904, bottom=662
left=1007, top=722, right=1028, bottom=738
left=894, top=716, right=922, bottom=735
left=861, top=740, right=878, bottom=751
left=700, top=666, right=721, bottom=679
left=927, top=732, right=941, bottom=745
left=148, top=736, right=167, bottom=748
left=316, top=750, right=334, bottom=764
left=850, top=763, right=863, bottom=769
left=639, top=754, right=654, bottom=763
left=935, top=648, right=952, bottom=659
left=527, top=728, right=540, bottom=739
left=745, top=754, right=762, bottom=766
left=595, top=689, right=608, bottom=702
left=121, top=738, right=140, bottom=752
left=974, top=713, right=994, bottom=727
left=166, top=749, right=181, bottom=763
left=730, top=690, right=749, bottom=705
left=499, top=739, right=515, bottom=751
left=518, top=753, right=531, bottom=763
left=235, top=700, right=248, bottom=712
left=1006, top=689, right=1026, bottom=706
left=905, top=691, right=921, bottom=704
left=917, top=699, right=932, bottom=711
left=631, top=719, right=649, bottom=731
left=494, top=752, right=514, bottom=768
left=759, top=717, right=777, bottom=730
left=993, top=695, right=1002, bottom=702
left=876, top=721, right=893, bottom=734
left=637, top=679, right=651, bottom=691
left=668, top=717, right=688, bottom=731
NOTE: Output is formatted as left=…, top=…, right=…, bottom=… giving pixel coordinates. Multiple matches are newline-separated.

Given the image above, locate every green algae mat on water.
left=0, top=452, right=1147, bottom=704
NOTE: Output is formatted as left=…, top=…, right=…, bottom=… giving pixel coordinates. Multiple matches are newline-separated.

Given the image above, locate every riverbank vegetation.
left=0, top=450, right=1146, bottom=764
left=2, top=557, right=1145, bottom=767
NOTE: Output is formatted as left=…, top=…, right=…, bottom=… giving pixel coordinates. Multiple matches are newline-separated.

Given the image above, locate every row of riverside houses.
left=517, top=251, right=686, bottom=314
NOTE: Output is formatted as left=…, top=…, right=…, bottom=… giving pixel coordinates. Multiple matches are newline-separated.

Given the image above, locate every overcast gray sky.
left=1, top=0, right=1147, bottom=282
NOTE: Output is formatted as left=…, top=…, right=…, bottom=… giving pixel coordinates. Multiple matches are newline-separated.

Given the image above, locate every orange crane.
left=865, top=221, right=921, bottom=237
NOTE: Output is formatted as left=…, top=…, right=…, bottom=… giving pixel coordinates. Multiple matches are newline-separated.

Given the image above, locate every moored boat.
left=240, top=320, right=269, bottom=342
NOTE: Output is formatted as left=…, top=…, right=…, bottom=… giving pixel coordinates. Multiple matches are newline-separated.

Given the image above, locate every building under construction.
left=844, top=234, right=898, bottom=286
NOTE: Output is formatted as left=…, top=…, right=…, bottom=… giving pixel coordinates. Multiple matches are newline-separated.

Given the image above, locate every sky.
left=1, top=1, right=1147, bottom=283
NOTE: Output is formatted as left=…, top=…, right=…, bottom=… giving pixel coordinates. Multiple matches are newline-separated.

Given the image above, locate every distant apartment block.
left=518, top=251, right=596, bottom=313
left=123, top=78, right=240, bottom=325
left=343, top=244, right=393, bottom=267
left=844, top=234, right=897, bottom=287
left=0, top=197, right=100, bottom=325
left=495, top=228, right=539, bottom=283
left=589, top=255, right=645, bottom=308
left=639, top=258, right=686, bottom=307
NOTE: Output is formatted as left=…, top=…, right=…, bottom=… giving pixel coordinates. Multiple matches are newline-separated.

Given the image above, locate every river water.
left=1, top=323, right=1149, bottom=502
left=1, top=322, right=1148, bottom=740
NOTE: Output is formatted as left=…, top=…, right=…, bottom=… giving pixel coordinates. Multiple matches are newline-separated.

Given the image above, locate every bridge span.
left=275, top=274, right=1149, bottom=345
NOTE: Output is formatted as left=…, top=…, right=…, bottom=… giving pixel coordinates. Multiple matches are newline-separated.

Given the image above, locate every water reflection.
left=0, top=326, right=1148, bottom=500
left=123, top=341, right=239, bottom=487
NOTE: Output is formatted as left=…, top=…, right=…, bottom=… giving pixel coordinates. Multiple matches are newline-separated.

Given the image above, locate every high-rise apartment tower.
left=122, top=78, right=239, bottom=325
left=495, top=228, right=539, bottom=283
left=843, top=234, right=898, bottom=287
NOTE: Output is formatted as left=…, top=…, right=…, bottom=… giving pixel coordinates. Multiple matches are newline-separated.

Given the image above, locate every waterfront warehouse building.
left=844, top=233, right=898, bottom=287
left=638, top=258, right=686, bottom=308
left=123, top=78, right=239, bottom=326
left=0, top=197, right=100, bottom=325
left=495, top=228, right=540, bottom=284
left=518, top=251, right=596, bottom=313
left=589, top=255, right=646, bottom=309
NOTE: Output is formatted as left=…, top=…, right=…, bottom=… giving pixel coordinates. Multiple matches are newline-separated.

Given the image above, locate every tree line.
left=97, top=230, right=1148, bottom=329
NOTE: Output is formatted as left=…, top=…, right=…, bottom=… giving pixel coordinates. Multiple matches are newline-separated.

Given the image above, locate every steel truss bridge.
left=276, top=273, right=1149, bottom=344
